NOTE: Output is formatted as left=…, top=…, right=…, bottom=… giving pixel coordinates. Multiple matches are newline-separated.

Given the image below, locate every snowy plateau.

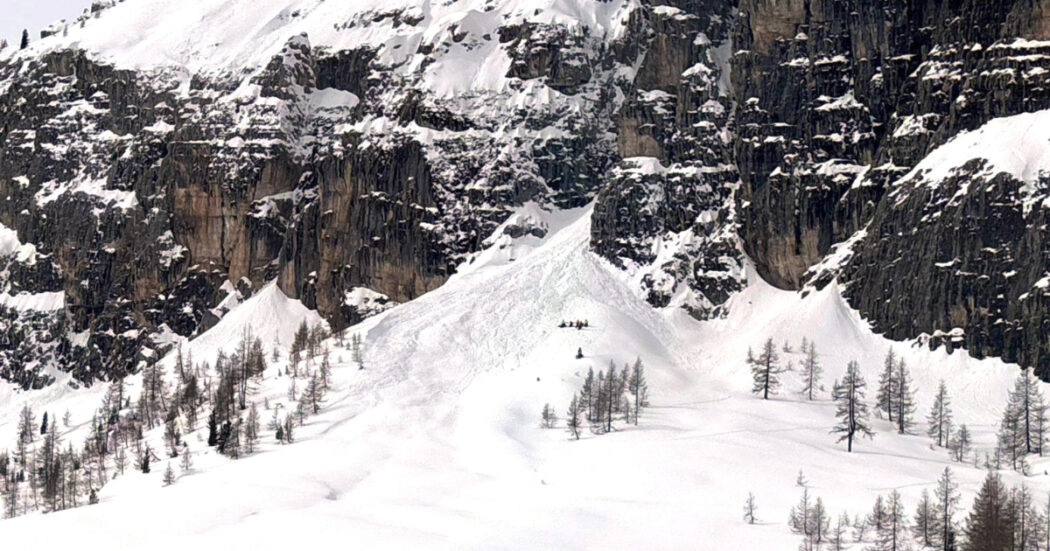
left=4, top=0, right=1050, bottom=550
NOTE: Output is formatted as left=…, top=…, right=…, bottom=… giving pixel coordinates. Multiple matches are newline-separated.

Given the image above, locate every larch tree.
left=789, top=487, right=814, bottom=539
left=628, top=357, right=649, bottom=425
left=831, top=513, right=850, bottom=551
left=831, top=361, right=874, bottom=452
left=812, top=497, right=831, bottom=545
left=927, top=380, right=953, bottom=447
left=895, top=359, right=917, bottom=434
left=162, top=462, right=175, bottom=486
left=565, top=395, right=582, bottom=440
left=541, top=403, right=557, bottom=429
left=998, top=368, right=1048, bottom=471
left=933, top=467, right=960, bottom=551
left=875, top=490, right=909, bottom=551
left=868, top=495, right=888, bottom=537
left=913, top=488, right=934, bottom=548
left=750, top=338, right=785, bottom=400
left=877, top=349, right=899, bottom=422
left=801, top=342, right=822, bottom=400
left=1012, top=484, right=1044, bottom=551
left=743, top=492, right=757, bottom=524
left=949, top=425, right=972, bottom=463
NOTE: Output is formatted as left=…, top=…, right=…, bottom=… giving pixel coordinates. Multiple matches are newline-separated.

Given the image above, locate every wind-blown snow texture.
left=0, top=205, right=1044, bottom=550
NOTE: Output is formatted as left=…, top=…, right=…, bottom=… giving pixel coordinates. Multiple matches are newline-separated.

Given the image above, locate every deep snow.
left=0, top=204, right=1043, bottom=550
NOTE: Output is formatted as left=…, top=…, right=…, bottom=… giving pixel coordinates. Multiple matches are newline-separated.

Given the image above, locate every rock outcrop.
left=6, top=0, right=1050, bottom=386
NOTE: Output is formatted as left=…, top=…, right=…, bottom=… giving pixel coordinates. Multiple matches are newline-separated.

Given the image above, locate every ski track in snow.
left=0, top=205, right=1045, bottom=549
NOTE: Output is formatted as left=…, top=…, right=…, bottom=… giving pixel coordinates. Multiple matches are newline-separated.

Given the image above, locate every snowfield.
left=0, top=204, right=1044, bottom=549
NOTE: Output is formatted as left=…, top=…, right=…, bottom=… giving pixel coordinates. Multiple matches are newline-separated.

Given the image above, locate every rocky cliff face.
left=0, top=1, right=633, bottom=387
left=3, top=0, right=1050, bottom=386
left=730, top=0, right=1050, bottom=377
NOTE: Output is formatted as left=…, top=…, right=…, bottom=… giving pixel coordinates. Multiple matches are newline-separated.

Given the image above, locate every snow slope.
left=0, top=204, right=1044, bottom=549
left=3, top=0, right=638, bottom=95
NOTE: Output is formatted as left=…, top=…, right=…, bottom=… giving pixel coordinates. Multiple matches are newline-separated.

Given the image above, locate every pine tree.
left=566, top=395, right=582, bottom=440
left=913, top=488, right=935, bottom=548
left=875, top=490, right=909, bottom=551
left=40, top=412, right=48, bottom=435
left=964, top=471, right=1015, bottom=551
left=801, top=342, right=822, bottom=400
left=797, top=469, right=808, bottom=487
left=933, top=467, right=960, bottom=551
left=751, top=338, right=785, bottom=400
left=877, top=349, right=899, bottom=422
left=831, top=361, right=874, bottom=452
left=744, top=492, right=757, bottom=524
left=19, top=29, right=28, bottom=50
left=575, top=347, right=583, bottom=359
left=949, top=424, right=972, bottom=463
left=895, top=359, right=917, bottom=434
left=927, top=380, right=953, bottom=447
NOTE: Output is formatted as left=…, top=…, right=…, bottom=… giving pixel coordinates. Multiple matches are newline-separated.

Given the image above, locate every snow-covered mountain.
left=0, top=203, right=1041, bottom=550
left=5, top=0, right=1050, bottom=548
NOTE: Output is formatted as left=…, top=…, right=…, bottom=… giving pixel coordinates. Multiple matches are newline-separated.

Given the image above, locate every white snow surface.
left=902, top=109, right=1050, bottom=206
left=0, top=205, right=1044, bottom=548
left=3, top=0, right=639, bottom=96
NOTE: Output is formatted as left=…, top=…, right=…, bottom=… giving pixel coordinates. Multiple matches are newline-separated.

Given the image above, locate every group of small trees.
left=875, top=350, right=917, bottom=434
left=544, top=358, right=649, bottom=439
left=747, top=342, right=981, bottom=461
left=762, top=467, right=987, bottom=551
left=280, top=323, right=334, bottom=444
left=0, top=320, right=346, bottom=518
left=748, top=337, right=823, bottom=401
